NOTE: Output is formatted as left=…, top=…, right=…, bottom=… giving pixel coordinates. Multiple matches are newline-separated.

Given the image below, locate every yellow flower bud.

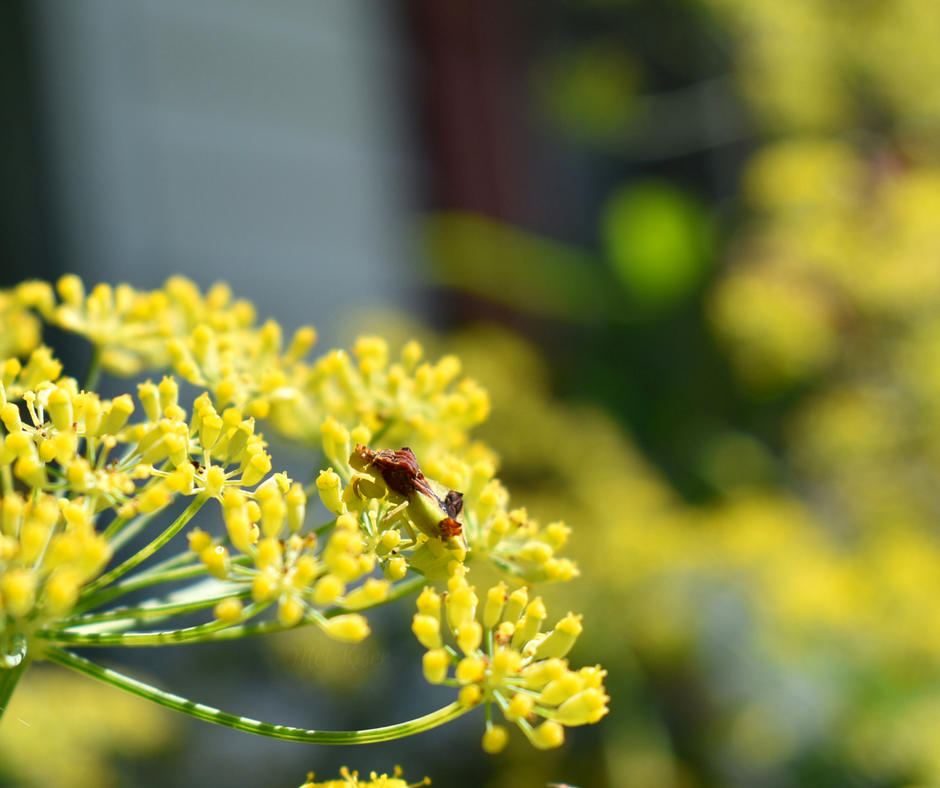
left=47, top=385, right=73, bottom=431
left=256, top=538, right=282, bottom=571
left=321, top=613, right=371, bottom=643
left=214, top=597, right=244, bottom=624
left=286, top=484, right=306, bottom=533
left=519, top=541, right=553, bottom=564
left=416, top=587, right=442, bottom=616
left=445, top=582, right=477, bottom=634
left=504, top=587, right=528, bottom=624
left=316, top=468, right=344, bottom=515
left=39, top=439, right=57, bottom=463
left=343, top=578, right=389, bottom=610
left=1, top=566, right=37, bottom=617
left=534, top=613, right=583, bottom=660
left=505, top=692, right=535, bottom=722
left=1, top=402, right=22, bottom=433
left=14, top=454, right=47, bottom=489
left=553, top=688, right=610, bottom=726
left=44, top=568, right=82, bottom=615
left=412, top=614, right=442, bottom=650
left=188, top=528, right=213, bottom=553
left=200, top=545, right=230, bottom=579
left=138, top=483, right=171, bottom=513
left=455, top=656, right=486, bottom=684
left=511, top=598, right=547, bottom=651
left=490, top=647, right=522, bottom=681
left=1, top=493, right=24, bottom=537
left=524, top=658, right=567, bottom=690
left=137, top=380, right=161, bottom=422
left=380, top=528, right=401, bottom=552
left=241, top=452, right=272, bottom=487
left=422, top=649, right=449, bottom=684
left=482, top=725, right=509, bottom=754
left=225, top=418, right=254, bottom=462
left=99, top=394, right=135, bottom=436
left=456, top=619, right=483, bottom=654
left=539, top=671, right=583, bottom=706
left=312, top=574, right=345, bottom=605
left=252, top=570, right=280, bottom=602
left=527, top=721, right=564, bottom=750
left=384, top=555, right=407, bottom=581
left=484, top=582, right=508, bottom=630
left=458, top=685, right=482, bottom=708
left=51, top=431, right=78, bottom=465
left=158, top=376, right=179, bottom=415
left=291, top=555, right=319, bottom=588
left=204, top=465, right=227, bottom=498
left=278, top=595, right=305, bottom=627
left=260, top=494, right=286, bottom=539
left=200, top=412, right=224, bottom=453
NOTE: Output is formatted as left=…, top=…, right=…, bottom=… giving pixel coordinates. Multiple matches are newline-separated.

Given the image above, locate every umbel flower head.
left=412, top=566, right=609, bottom=753
left=298, top=766, right=429, bottom=788
left=0, top=273, right=607, bottom=770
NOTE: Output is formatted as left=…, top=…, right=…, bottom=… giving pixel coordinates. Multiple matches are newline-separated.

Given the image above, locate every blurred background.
left=4, top=0, right=940, bottom=786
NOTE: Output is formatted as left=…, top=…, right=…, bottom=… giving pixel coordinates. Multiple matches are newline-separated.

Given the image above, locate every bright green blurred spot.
left=602, top=181, right=715, bottom=310
left=426, top=212, right=616, bottom=322
left=534, top=44, right=640, bottom=143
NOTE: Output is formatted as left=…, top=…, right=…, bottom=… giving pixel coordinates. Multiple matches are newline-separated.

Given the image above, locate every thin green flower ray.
left=45, top=646, right=471, bottom=744
left=38, top=602, right=268, bottom=647
left=74, top=553, right=253, bottom=616
left=197, top=573, right=428, bottom=642
left=104, top=508, right=162, bottom=551
left=55, top=586, right=252, bottom=629
left=80, top=495, right=208, bottom=600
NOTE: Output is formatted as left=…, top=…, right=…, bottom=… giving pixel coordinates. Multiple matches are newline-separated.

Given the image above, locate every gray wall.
left=33, top=0, right=419, bottom=342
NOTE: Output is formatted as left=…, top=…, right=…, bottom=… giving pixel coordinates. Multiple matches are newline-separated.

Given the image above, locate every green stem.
left=45, top=646, right=469, bottom=744
left=38, top=602, right=268, bottom=647
left=80, top=495, right=208, bottom=600
left=74, top=561, right=206, bottom=615
left=75, top=554, right=253, bottom=616
left=0, top=661, right=28, bottom=723
left=102, top=509, right=156, bottom=547
left=55, top=586, right=252, bottom=628
left=196, top=573, right=427, bottom=642
left=83, top=343, right=104, bottom=392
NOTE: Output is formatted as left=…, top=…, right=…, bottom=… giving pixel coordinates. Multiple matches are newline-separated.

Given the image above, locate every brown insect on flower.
left=349, top=444, right=468, bottom=552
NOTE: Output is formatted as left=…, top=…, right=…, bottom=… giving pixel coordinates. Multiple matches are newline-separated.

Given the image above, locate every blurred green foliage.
left=601, top=180, right=714, bottom=311
left=422, top=0, right=940, bottom=786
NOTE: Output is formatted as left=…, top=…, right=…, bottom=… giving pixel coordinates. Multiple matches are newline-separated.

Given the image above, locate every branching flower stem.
left=0, top=660, right=28, bottom=724
left=195, top=573, right=428, bottom=642
left=37, top=602, right=269, bottom=647
left=79, top=495, right=209, bottom=601
left=45, top=645, right=471, bottom=744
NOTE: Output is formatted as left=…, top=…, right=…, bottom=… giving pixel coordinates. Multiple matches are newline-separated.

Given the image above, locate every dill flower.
left=0, top=273, right=605, bottom=767
left=50, top=275, right=257, bottom=377
left=298, top=766, right=429, bottom=788
left=0, top=284, right=48, bottom=360
left=412, top=573, right=609, bottom=752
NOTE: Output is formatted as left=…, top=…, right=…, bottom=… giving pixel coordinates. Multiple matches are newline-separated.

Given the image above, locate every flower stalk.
left=0, top=273, right=605, bottom=760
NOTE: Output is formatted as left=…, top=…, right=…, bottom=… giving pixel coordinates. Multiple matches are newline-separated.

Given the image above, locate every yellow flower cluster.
left=0, top=492, right=112, bottom=623
left=299, top=766, right=428, bottom=788
left=413, top=567, right=608, bottom=753
left=53, top=275, right=257, bottom=377
left=313, top=427, right=578, bottom=585
left=704, top=0, right=940, bottom=132
left=0, top=283, right=47, bottom=361
left=0, top=273, right=603, bottom=771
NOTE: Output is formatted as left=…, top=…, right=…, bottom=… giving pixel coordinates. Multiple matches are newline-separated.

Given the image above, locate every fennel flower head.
left=0, top=274, right=607, bottom=767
